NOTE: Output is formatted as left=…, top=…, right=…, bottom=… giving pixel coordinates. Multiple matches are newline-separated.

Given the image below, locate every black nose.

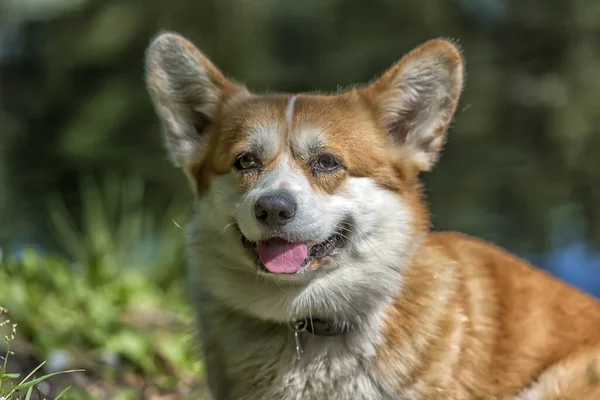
left=254, top=192, right=297, bottom=226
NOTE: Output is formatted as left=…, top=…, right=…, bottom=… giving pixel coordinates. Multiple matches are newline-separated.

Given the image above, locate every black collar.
left=293, top=318, right=351, bottom=337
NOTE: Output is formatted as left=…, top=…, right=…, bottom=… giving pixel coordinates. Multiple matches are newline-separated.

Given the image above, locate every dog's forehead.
left=221, top=94, right=364, bottom=156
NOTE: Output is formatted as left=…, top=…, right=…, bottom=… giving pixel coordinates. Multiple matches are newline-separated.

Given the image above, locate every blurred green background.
left=0, top=0, right=599, bottom=398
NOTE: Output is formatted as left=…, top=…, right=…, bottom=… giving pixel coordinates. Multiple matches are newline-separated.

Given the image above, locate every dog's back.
left=383, top=232, right=600, bottom=399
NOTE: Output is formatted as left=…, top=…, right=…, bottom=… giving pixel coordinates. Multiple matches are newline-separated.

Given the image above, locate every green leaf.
left=8, top=359, right=83, bottom=396
left=24, top=385, right=34, bottom=400
left=11, top=369, right=83, bottom=393
left=7, top=361, right=46, bottom=396
left=1, top=372, right=20, bottom=380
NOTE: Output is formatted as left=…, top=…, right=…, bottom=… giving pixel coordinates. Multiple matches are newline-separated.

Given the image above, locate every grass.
left=1, top=307, right=82, bottom=399
left=0, top=175, right=207, bottom=398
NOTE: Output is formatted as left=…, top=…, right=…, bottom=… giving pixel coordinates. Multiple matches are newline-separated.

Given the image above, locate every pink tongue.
left=257, top=239, right=309, bottom=274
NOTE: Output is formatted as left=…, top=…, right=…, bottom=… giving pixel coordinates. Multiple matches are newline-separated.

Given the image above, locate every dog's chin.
left=236, top=223, right=349, bottom=277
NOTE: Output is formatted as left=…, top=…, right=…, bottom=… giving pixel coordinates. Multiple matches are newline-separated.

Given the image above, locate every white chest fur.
left=195, top=296, right=405, bottom=400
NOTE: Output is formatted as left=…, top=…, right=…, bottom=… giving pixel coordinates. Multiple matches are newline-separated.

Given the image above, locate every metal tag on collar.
left=292, top=320, right=307, bottom=360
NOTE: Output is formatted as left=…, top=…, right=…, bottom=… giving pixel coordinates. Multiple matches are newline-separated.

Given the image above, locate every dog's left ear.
left=362, top=39, right=464, bottom=171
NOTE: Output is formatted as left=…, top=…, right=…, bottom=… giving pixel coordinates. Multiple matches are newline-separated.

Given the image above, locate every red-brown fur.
left=377, top=232, right=600, bottom=399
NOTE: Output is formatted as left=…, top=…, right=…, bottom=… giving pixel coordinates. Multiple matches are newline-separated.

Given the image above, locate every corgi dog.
left=145, top=32, right=600, bottom=400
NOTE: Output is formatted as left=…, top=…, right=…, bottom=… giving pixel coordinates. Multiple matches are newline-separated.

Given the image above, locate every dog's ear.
left=362, top=39, right=464, bottom=171
left=145, top=32, right=246, bottom=170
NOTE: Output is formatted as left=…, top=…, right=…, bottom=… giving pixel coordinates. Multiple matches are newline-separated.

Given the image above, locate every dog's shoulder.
left=417, top=231, right=600, bottom=397
left=424, top=230, right=600, bottom=336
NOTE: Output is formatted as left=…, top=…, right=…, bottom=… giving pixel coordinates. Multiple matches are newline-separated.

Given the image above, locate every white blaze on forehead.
left=285, top=95, right=297, bottom=127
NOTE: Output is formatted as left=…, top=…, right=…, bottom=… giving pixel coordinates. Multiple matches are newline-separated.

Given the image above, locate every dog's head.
left=145, top=32, right=463, bottom=322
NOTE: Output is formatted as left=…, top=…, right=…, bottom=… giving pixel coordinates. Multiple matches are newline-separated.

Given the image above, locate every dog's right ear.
left=145, top=32, right=246, bottom=170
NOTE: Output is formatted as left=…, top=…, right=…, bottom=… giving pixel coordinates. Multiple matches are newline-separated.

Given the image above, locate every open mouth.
left=239, top=226, right=347, bottom=275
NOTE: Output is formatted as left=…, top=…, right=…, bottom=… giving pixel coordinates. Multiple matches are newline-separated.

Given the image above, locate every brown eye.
left=234, top=153, right=260, bottom=170
left=314, top=153, right=341, bottom=172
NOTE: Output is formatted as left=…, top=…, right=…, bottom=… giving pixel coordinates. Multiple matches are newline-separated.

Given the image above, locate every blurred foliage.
left=1, top=0, right=599, bottom=253
left=0, top=177, right=203, bottom=398
left=0, top=250, right=203, bottom=397
left=47, top=174, right=189, bottom=287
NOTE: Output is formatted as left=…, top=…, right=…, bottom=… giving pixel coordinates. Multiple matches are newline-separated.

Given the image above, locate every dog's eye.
left=314, top=153, right=341, bottom=172
left=234, top=153, right=259, bottom=170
